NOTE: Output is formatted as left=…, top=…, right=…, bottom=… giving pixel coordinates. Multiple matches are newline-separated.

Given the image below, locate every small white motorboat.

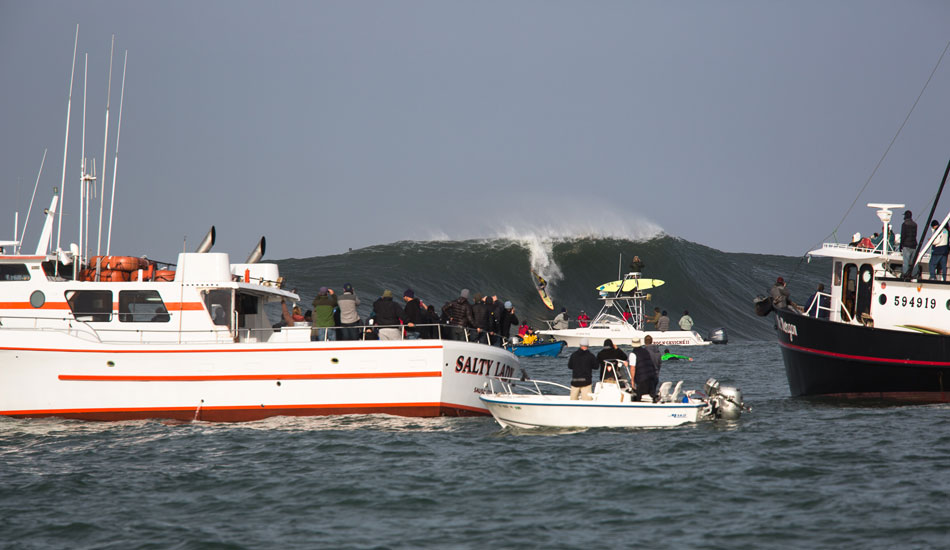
left=479, top=361, right=745, bottom=429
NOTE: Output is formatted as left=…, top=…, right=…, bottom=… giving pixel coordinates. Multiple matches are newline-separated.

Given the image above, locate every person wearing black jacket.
left=628, top=337, right=659, bottom=402
left=596, top=339, right=627, bottom=384
left=373, top=290, right=405, bottom=341
left=901, top=210, right=918, bottom=278
left=500, top=301, right=519, bottom=340
left=472, top=293, right=492, bottom=344
left=568, top=338, right=598, bottom=400
left=402, top=289, right=424, bottom=340
left=441, top=289, right=475, bottom=341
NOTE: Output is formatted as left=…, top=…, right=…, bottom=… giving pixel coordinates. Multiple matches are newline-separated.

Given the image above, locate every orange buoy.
left=109, top=256, right=142, bottom=271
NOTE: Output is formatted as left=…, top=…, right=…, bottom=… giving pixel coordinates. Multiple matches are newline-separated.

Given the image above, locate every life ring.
left=154, top=270, right=176, bottom=282
left=108, top=256, right=143, bottom=271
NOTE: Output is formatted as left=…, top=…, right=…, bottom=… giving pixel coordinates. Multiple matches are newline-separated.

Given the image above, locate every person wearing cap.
left=552, top=307, right=569, bottom=330
left=402, top=288, right=424, bottom=340
left=567, top=338, right=597, bottom=400
left=311, top=287, right=338, bottom=341
left=596, top=339, right=627, bottom=385
left=500, top=300, right=519, bottom=340
left=441, top=289, right=475, bottom=341
left=769, top=277, right=792, bottom=310
left=900, top=210, right=918, bottom=278
left=928, top=219, right=949, bottom=281
left=576, top=310, right=591, bottom=328
left=628, top=337, right=659, bottom=402
left=337, top=283, right=361, bottom=341
left=373, top=290, right=405, bottom=341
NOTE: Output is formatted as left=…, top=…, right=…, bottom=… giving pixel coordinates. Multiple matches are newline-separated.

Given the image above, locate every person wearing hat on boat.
left=576, top=310, right=590, bottom=328
left=402, top=288, right=425, bottom=340
left=373, top=290, right=406, bottom=340
left=441, top=288, right=475, bottom=341
left=628, top=337, right=659, bottom=402
left=567, top=338, right=597, bottom=400
left=337, top=283, right=361, bottom=341
left=900, top=210, right=918, bottom=279
left=311, top=287, right=338, bottom=341
left=500, top=300, right=519, bottom=341
left=770, top=277, right=792, bottom=310
left=552, top=307, right=569, bottom=330
left=596, top=339, right=627, bottom=385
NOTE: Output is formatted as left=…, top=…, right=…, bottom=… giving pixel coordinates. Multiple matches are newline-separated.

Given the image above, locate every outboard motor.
left=704, top=378, right=746, bottom=420
left=708, top=327, right=728, bottom=345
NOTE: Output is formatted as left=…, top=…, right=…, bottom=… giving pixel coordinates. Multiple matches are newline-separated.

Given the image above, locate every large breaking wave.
left=277, top=234, right=828, bottom=341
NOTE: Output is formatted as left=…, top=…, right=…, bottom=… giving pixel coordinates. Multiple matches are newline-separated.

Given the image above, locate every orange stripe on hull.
left=0, top=402, right=488, bottom=421
left=59, top=371, right=442, bottom=382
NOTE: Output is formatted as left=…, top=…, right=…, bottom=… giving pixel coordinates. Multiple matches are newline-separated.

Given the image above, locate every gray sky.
left=2, top=1, right=949, bottom=263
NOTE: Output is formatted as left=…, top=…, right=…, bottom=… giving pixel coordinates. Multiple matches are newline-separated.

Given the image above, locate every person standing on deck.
left=567, top=338, right=597, bottom=400
left=656, top=311, right=671, bottom=331
left=311, top=287, right=338, bottom=341
left=596, top=339, right=628, bottom=384
left=770, top=277, right=793, bottom=310
left=901, top=210, right=918, bottom=279
left=628, top=337, right=659, bottom=403
left=678, top=310, right=694, bottom=331
left=337, top=283, right=361, bottom=341
left=552, top=308, right=569, bottom=330
left=402, top=289, right=425, bottom=340
left=928, top=220, right=948, bottom=281
left=373, top=290, right=405, bottom=341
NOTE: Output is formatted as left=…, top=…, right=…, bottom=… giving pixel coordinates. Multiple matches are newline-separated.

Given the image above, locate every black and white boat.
left=764, top=192, right=950, bottom=402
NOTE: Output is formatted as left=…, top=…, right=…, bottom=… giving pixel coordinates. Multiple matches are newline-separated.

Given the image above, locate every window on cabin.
left=203, top=289, right=232, bottom=328
left=65, top=290, right=113, bottom=322
left=0, top=264, right=30, bottom=281
left=119, top=290, right=170, bottom=323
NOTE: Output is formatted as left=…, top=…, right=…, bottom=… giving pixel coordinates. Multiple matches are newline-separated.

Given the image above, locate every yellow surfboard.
left=532, top=270, right=555, bottom=310
left=596, top=278, right=665, bottom=293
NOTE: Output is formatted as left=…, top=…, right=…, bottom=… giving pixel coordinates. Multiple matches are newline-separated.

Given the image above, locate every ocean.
left=2, top=236, right=948, bottom=549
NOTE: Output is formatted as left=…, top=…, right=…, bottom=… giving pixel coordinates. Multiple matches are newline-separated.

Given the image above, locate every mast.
left=97, top=35, right=115, bottom=258
left=106, top=51, right=127, bottom=256
left=56, top=25, right=79, bottom=272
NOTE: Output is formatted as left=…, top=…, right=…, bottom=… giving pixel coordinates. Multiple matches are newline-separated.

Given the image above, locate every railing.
left=0, top=314, right=510, bottom=348
left=803, top=291, right=833, bottom=318
left=485, top=360, right=632, bottom=396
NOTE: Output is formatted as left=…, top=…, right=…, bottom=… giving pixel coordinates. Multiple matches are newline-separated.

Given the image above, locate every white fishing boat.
left=479, top=362, right=744, bottom=429
left=0, top=35, right=519, bottom=422
left=538, top=272, right=722, bottom=347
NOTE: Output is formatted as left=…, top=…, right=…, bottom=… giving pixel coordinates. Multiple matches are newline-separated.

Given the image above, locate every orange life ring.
left=154, top=270, right=176, bottom=282
left=108, top=256, right=142, bottom=271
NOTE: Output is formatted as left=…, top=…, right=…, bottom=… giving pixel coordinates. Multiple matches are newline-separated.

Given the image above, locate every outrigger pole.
left=97, top=35, right=115, bottom=259
left=18, top=149, right=47, bottom=254
left=55, top=25, right=79, bottom=270
left=106, top=50, right=127, bottom=256
left=910, top=156, right=950, bottom=274
left=77, top=53, right=88, bottom=281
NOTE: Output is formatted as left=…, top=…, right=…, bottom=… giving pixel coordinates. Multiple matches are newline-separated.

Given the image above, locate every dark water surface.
left=2, top=341, right=948, bottom=549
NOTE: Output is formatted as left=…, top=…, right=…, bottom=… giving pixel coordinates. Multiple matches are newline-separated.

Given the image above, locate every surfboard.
left=596, top=278, right=665, bottom=293
left=531, top=270, right=555, bottom=310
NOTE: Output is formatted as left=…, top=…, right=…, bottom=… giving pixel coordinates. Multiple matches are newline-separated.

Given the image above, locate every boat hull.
left=507, top=341, right=566, bottom=357
left=774, top=308, right=950, bottom=402
left=479, top=394, right=704, bottom=428
left=538, top=327, right=709, bottom=347
left=0, top=337, right=519, bottom=421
